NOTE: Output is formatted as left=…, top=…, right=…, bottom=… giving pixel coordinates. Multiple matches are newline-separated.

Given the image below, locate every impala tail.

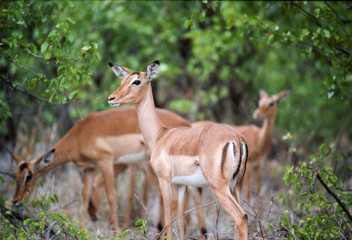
left=228, top=141, right=248, bottom=191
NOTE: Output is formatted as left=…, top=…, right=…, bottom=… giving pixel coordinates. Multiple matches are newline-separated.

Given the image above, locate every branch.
left=324, top=1, right=352, bottom=24
left=295, top=2, right=323, bottom=28
left=157, top=201, right=216, bottom=238
left=0, top=170, right=16, bottom=179
left=25, top=48, right=45, bottom=59
left=7, top=57, right=39, bottom=77
left=315, top=171, right=352, bottom=222
left=25, top=47, right=78, bottom=61
left=0, top=76, right=47, bottom=102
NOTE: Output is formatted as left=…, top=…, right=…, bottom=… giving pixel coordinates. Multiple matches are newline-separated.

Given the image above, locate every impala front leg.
left=80, top=168, right=95, bottom=229
left=159, top=179, right=173, bottom=239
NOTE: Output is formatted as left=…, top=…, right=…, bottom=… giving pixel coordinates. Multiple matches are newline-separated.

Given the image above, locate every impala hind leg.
left=252, top=163, right=262, bottom=199
left=123, top=164, right=136, bottom=229
left=89, top=164, right=128, bottom=221
left=190, top=187, right=207, bottom=239
left=244, top=163, right=251, bottom=204
left=99, top=160, right=119, bottom=233
left=211, top=186, right=248, bottom=240
left=176, top=185, right=187, bottom=240
left=80, top=168, right=95, bottom=229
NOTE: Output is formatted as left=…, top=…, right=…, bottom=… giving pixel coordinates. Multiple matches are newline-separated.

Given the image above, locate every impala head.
left=108, top=60, right=160, bottom=106
left=11, top=149, right=55, bottom=206
left=253, top=89, right=288, bottom=119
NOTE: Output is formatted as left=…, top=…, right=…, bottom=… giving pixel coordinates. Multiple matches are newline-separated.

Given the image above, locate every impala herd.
left=10, top=60, right=287, bottom=239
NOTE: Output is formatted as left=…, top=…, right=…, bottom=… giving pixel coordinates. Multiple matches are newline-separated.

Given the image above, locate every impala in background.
left=193, top=90, right=288, bottom=203
left=11, top=106, right=190, bottom=234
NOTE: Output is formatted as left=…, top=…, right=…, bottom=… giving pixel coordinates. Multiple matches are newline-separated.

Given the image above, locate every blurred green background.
left=1, top=1, right=351, bottom=154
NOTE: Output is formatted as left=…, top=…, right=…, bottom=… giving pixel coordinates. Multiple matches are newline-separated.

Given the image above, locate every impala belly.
left=95, top=134, right=146, bottom=164
left=170, top=155, right=207, bottom=187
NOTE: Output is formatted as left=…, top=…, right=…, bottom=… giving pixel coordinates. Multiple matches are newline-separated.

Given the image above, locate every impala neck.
left=259, top=116, right=275, bottom=154
left=37, top=136, right=73, bottom=176
left=135, top=83, right=165, bottom=152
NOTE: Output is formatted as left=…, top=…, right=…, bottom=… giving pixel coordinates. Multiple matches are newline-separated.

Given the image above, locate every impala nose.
left=12, top=200, right=21, bottom=207
left=109, top=96, right=115, bottom=101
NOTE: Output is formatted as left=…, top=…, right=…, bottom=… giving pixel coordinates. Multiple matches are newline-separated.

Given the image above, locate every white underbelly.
left=171, top=166, right=207, bottom=187
left=115, top=149, right=147, bottom=164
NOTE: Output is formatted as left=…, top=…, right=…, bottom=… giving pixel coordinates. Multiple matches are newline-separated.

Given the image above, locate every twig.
left=133, top=193, right=151, bottom=219
left=0, top=170, right=16, bottom=179
left=338, top=230, right=348, bottom=240
left=25, top=47, right=78, bottom=61
left=215, top=203, right=220, bottom=240
left=315, top=171, right=352, bottom=222
left=324, top=1, right=352, bottom=24
left=0, top=76, right=47, bottom=102
left=7, top=57, right=39, bottom=77
left=280, top=225, right=299, bottom=240
left=25, top=48, right=45, bottom=59
left=157, top=201, right=216, bottom=239
left=294, top=3, right=323, bottom=28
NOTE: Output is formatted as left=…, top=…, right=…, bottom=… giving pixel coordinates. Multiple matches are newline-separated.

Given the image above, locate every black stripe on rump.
left=239, top=143, right=249, bottom=183
left=232, top=142, right=242, bottom=179
left=221, top=142, right=230, bottom=177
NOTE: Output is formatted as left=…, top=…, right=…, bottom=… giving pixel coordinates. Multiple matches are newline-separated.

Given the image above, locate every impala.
left=192, top=89, right=288, bottom=202
left=11, top=106, right=190, bottom=233
left=108, top=60, right=249, bottom=239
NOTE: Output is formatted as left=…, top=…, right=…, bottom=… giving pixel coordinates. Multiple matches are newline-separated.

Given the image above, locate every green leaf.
left=292, top=173, right=299, bottom=185
left=23, top=218, right=32, bottom=225
left=184, top=19, right=192, bottom=28
left=37, top=212, right=45, bottom=218
left=135, top=219, right=143, bottom=226
left=283, top=170, right=292, bottom=185
left=323, top=29, right=330, bottom=38
left=122, top=229, right=131, bottom=236
left=69, top=90, right=78, bottom=100
left=41, top=42, right=49, bottom=53
left=66, top=17, right=76, bottom=24
left=296, top=182, right=302, bottom=193
left=67, top=32, right=73, bottom=43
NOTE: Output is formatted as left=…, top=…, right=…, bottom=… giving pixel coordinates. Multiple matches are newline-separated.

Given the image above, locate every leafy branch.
left=315, top=171, right=352, bottom=222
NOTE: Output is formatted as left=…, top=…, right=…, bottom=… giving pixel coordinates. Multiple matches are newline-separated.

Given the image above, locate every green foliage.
left=113, top=219, right=148, bottom=240
left=1, top=1, right=351, bottom=148
left=279, top=144, right=352, bottom=239
left=0, top=193, right=90, bottom=239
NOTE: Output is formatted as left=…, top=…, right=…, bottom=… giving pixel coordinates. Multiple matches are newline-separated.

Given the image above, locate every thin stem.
left=157, top=201, right=216, bottom=238
left=315, top=171, right=352, bottom=222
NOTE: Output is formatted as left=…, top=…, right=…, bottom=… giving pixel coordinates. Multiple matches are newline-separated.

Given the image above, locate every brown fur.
left=108, top=61, right=249, bottom=240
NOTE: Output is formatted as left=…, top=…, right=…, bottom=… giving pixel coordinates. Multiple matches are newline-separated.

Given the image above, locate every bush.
left=278, top=143, right=352, bottom=239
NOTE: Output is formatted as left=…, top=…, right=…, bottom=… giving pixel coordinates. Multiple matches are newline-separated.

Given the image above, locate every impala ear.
left=146, top=60, right=160, bottom=81
left=109, top=62, right=131, bottom=78
left=259, top=89, right=268, bottom=98
left=11, top=152, right=23, bottom=164
left=276, top=90, right=289, bottom=103
left=35, top=149, right=55, bottom=170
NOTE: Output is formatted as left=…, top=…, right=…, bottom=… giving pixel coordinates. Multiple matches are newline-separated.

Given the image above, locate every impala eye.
left=268, top=102, right=274, bottom=107
left=132, top=80, right=141, bottom=86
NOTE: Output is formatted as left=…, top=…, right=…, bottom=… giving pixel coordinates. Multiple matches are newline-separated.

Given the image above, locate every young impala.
left=192, top=89, right=288, bottom=203
left=11, top=106, right=190, bottom=234
left=108, top=60, right=249, bottom=239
